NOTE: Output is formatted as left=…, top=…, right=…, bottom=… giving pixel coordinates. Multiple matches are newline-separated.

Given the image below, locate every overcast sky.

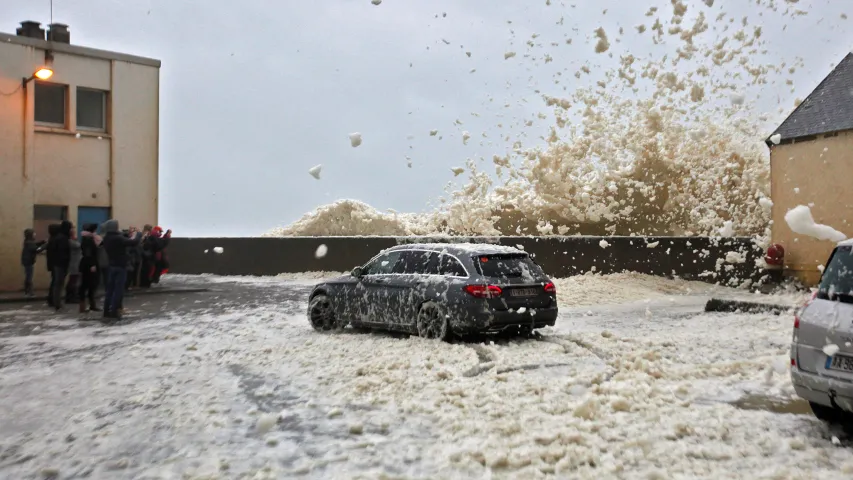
left=6, top=0, right=852, bottom=236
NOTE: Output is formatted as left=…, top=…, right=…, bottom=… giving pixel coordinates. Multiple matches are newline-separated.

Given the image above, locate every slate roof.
left=770, top=53, right=853, bottom=143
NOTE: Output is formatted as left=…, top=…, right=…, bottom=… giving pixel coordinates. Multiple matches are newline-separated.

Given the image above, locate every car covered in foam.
left=307, top=243, right=558, bottom=340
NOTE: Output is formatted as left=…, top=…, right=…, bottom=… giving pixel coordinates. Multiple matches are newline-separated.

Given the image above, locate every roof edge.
left=767, top=52, right=853, bottom=142
left=0, top=31, right=161, bottom=68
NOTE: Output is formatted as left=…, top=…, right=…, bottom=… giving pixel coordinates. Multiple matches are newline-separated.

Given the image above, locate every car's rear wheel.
left=417, top=302, right=449, bottom=341
left=810, top=401, right=853, bottom=426
left=308, top=295, right=343, bottom=332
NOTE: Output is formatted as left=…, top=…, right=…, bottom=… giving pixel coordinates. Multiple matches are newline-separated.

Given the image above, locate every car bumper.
left=450, top=305, right=558, bottom=334
left=791, top=367, right=853, bottom=412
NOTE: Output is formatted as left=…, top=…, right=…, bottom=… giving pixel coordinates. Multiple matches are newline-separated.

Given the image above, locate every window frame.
left=76, top=87, right=108, bottom=132
left=362, top=251, right=404, bottom=276
left=34, top=81, right=67, bottom=127
left=393, top=250, right=440, bottom=275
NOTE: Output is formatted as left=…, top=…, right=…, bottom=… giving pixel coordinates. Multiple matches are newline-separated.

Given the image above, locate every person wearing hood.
left=101, top=219, right=140, bottom=320
left=78, top=224, right=102, bottom=313
left=46, top=220, right=73, bottom=311
left=20, top=229, right=46, bottom=297
left=44, top=224, right=60, bottom=306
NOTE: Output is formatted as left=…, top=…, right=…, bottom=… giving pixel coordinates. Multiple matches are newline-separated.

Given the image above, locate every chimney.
left=16, top=21, right=46, bottom=40
left=47, top=23, right=70, bottom=44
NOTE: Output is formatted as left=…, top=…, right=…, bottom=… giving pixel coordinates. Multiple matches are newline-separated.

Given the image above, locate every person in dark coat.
left=125, top=227, right=142, bottom=290
left=65, top=229, right=82, bottom=304
left=101, top=219, right=140, bottom=320
left=139, top=225, right=155, bottom=288
left=143, top=226, right=172, bottom=286
left=78, top=224, right=102, bottom=313
left=20, top=229, right=46, bottom=297
left=46, top=221, right=73, bottom=311
left=44, top=224, right=60, bottom=306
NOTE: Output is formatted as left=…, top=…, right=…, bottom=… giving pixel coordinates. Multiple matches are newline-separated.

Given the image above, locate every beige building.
left=769, top=53, right=853, bottom=286
left=0, top=21, right=160, bottom=291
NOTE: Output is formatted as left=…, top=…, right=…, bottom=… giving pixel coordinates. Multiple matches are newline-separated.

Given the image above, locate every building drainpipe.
left=22, top=76, right=30, bottom=179
left=109, top=60, right=115, bottom=212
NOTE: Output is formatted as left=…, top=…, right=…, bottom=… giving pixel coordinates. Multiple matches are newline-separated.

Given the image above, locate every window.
left=363, top=251, right=403, bottom=276
left=33, top=205, right=68, bottom=243
left=439, top=255, right=467, bottom=277
left=34, top=82, right=66, bottom=126
left=393, top=251, right=439, bottom=275
left=818, top=246, right=853, bottom=302
left=475, top=254, right=544, bottom=280
left=77, top=88, right=106, bottom=130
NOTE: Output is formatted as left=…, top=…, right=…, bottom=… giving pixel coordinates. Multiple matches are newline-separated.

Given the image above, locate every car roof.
left=386, top=243, right=526, bottom=256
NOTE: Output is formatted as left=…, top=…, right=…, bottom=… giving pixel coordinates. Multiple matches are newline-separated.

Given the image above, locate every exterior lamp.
left=22, top=51, right=54, bottom=86
left=32, top=67, right=53, bottom=81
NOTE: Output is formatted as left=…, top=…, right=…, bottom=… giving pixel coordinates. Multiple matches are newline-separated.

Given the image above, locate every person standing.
left=78, top=224, right=102, bottom=313
left=20, top=229, right=46, bottom=297
left=101, top=219, right=140, bottom=320
left=139, top=225, right=154, bottom=288
left=44, top=224, right=60, bottom=307
left=46, top=221, right=73, bottom=311
left=65, top=229, right=82, bottom=304
left=126, top=226, right=143, bottom=290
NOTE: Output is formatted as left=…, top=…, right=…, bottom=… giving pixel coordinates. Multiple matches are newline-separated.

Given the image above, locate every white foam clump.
left=371, top=0, right=381, bottom=5
left=349, top=133, right=363, bottom=148
left=758, top=197, right=773, bottom=212
left=824, top=344, right=840, bottom=356
left=256, top=413, right=279, bottom=434
left=430, top=129, right=438, bottom=136
left=599, top=239, right=610, bottom=249
left=504, top=51, right=516, bottom=60
left=308, top=165, right=322, bottom=180
left=451, top=167, right=465, bottom=177
left=213, top=247, right=224, bottom=254
left=315, top=244, right=328, bottom=259
left=646, top=241, right=660, bottom=248
left=462, top=131, right=471, bottom=145
left=718, top=221, right=735, bottom=238
left=725, top=251, right=746, bottom=264
left=769, top=133, right=782, bottom=145
left=266, top=199, right=417, bottom=236
left=784, top=205, right=846, bottom=242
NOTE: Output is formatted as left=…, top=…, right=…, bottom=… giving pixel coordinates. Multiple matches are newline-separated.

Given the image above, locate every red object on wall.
left=765, top=244, right=785, bottom=266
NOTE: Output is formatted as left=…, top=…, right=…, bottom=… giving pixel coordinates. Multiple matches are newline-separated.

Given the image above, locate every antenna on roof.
left=49, top=0, right=53, bottom=25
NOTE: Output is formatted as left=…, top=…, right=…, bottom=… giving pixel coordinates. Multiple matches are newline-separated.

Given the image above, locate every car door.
left=356, top=250, right=403, bottom=326
left=383, top=251, right=440, bottom=330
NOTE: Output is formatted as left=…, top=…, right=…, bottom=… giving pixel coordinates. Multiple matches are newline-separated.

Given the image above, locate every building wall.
left=0, top=38, right=159, bottom=291
left=770, top=131, right=853, bottom=286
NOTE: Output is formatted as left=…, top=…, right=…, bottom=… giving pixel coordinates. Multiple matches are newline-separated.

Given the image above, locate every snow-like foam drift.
left=267, top=1, right=812, bottom=238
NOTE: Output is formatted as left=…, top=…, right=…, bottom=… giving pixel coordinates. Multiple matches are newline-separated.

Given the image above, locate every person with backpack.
left=78, top=224, right=102, bottom=313
left=101, top=219, right=140, bottom=320
left=20, top=229, right=46, bottom=297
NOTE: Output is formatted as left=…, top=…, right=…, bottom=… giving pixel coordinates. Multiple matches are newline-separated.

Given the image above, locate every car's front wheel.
left=417, top=302, right=450, bottom=341
left=308, top=294, right=344, bottom=332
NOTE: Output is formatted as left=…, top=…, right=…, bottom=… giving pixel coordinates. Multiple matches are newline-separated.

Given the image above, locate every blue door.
left=77, top=207, right=111, bottom=237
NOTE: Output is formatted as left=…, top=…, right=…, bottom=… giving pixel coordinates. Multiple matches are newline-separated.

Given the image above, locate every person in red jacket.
left=141, top=227, right=172, bottom=287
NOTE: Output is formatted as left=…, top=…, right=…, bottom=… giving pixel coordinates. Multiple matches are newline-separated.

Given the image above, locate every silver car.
left=791, top=241, right=853, bottom=423
left=307, top=243, right=558, bottom=340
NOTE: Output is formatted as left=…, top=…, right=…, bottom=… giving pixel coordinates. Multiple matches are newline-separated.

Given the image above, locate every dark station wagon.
left=307, top=243, right=558, bottom=340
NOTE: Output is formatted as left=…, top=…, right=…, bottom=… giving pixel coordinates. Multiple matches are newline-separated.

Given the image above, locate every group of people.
left=21, top=220, right=172, bottom=320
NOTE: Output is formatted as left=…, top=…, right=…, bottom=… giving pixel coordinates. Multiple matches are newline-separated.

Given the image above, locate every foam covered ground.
left=0, top=273, right=846, bottom=479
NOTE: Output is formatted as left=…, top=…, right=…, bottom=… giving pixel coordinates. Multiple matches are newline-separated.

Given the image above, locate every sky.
left=5, top=0, right=852, bottom=237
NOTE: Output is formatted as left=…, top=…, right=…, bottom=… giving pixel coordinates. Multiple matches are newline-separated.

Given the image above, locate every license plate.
left=510, top=288, right=538, bottom=297
left=826, top=354, right=853, bottom=372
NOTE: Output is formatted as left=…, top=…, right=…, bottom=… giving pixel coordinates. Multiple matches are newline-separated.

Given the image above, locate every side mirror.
left=351, top=266, right=363, bottom=278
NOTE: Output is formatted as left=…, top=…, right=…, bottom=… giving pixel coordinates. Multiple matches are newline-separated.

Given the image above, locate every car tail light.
left=794, top=315, right=800, bottom=329
left=544, top=282, right=556, bottom=294
left=464, top=284, right=503, bottom=299
left=791, top=358, right=796, bottom=367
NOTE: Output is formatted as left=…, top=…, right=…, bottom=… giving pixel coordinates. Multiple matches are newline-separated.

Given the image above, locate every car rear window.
left=474, top=254, right=543, bottom=280
left=818, top=246, right=853, bottom=301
